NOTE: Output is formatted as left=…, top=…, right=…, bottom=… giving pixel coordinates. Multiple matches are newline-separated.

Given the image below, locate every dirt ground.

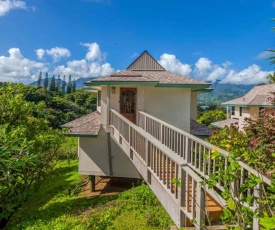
left=79, top=176, right=140, bottom=197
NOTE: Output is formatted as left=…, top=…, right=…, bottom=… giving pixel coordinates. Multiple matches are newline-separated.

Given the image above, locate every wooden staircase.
left=110, top=109, right=270, bottom=230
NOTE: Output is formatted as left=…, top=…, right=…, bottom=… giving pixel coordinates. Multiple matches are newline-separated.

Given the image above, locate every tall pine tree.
left=44, top=72, right=49, bottom=89
left=49, top=75, right=56, bottom=91
left=57, top=75, right=61, bottom=93
left=37, top=72, right=42, bottom=87
left=72, top=78, right=76, bottom=92
left=62, top=75, right=66, bottom=94
left=66, top=75, right=72, bottom=94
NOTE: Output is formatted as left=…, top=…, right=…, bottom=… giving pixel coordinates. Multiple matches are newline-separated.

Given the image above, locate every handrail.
left=138, top=111, right=228, bottom=156
left=110, top=109, right=271, bottom=229
left=137, top=110, right=271, bottom=185
left=110, top=109, right=186, bottom=165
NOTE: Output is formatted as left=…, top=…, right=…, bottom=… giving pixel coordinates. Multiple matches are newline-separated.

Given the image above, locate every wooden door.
left=120, top=88, right=136, bottom=123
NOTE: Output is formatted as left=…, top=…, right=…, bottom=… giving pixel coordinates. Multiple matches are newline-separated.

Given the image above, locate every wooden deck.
left=109, top=109, right=271, bottom=229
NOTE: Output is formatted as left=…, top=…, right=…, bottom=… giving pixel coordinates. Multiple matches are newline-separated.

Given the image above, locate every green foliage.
left=197, top=109, right=226, bottom=126
left=7, top=162, right=173, bottom=230
left=0, top=83, right=66, bottom=227
left=207, top=108, right=275, bottom=228
left=0, top=83, right=97, bottom=128
left=267, top=72, right=275, bottom=84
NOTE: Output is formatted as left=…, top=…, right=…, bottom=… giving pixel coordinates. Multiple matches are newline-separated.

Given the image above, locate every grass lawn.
left=5, top=160, right=173, bottom=230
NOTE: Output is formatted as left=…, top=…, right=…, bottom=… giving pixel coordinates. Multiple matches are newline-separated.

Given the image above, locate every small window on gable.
left=232, top=106, right=235, bottom=115
left=98, top=91, right=101, bottom=107
left=240, top=107, right=242, bottom=116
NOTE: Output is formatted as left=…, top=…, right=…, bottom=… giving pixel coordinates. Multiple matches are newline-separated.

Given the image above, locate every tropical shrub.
left=0, top=84, right=65, bottom=228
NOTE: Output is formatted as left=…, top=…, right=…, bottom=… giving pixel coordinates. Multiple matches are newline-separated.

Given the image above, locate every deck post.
left=179, top=167, right=187, bottom=227
left=253, top=183, right=263, bottom=230
left=185, top=137, right=191, bottom=163
left=89, top=175, right=96, bottom=192
left=196, top=184, right=206, bottom=229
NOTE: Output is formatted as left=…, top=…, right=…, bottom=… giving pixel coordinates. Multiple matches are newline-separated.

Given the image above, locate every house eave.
left=85, top=81, right=159, bottom=86
left=66, top=133, right=98, bottom=138
left=155, top=83, right=211, bottom=89
left=222, top=103, right=275, bottom=108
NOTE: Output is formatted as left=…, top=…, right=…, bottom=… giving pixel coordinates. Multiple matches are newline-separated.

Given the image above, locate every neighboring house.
left=61, top=51, right=212, bottom=181
left=211, top=84, right=275, bottom=131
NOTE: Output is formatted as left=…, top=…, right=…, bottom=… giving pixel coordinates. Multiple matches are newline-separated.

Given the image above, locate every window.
left=97, top=91, right=101, bottom=107
left=239, top=107, right=242, bottom=116
left=231, top=106, right=235, bottom=115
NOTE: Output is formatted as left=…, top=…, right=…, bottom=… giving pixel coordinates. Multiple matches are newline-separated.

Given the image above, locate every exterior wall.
left=227, top=106, right=261, bottom=131
left=100, top=85, right=192, bottom=132
left=78, top=130, right=109, bottom=175
left=238, top=107, right=250, bottom=131
left=97, top=91, right=101, bottom=113
left=100, top=86, right=108, bottom=130
left=143, top=87, right=191, bottom=132
left=78, top=128, right=141, bottom=178
left=250, top=107, right=259, bottom=120
left=190, top=92, right=198, bottom=120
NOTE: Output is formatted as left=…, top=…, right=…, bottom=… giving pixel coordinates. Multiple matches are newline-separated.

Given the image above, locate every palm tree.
left=267, top=72, right=275, bottom=84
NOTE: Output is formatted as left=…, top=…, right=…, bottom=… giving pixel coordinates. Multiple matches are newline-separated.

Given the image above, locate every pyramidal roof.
left=85, top=50, right=211, bottom=90
left=127, top=51, right=165, bottom=71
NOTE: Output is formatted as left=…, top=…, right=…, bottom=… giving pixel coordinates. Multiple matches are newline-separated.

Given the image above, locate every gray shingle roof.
left=222, top=84, right=275, bottom=106
left=190, top=119, right=213, bottom=136
left=85, top=51, right=210, bottom=88
left=211, top=118, right=239, bottom=129
left=61, top=111, right=101, bottom=136
left=89, top=70, right=208, bottom=85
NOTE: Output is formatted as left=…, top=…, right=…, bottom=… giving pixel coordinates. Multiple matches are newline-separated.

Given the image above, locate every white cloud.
left=193, top=58, right=234, bottom=83
left=221, top=64, right=271, bottom=85
left=81, top=42, right=105, bottom=62
left=158, top=53, right=192, bottom=76
left=0, top=0, right=26, bottom=16
left=195, top=57, right=212, bottom=70
left=36, top=49, right=45, bottom=60
left=207, top=67, right=227, bottom=82
left=36, top=47, right=71, bottom=62
left=53, top=43, right=114, bottom=78
left=0, top=45, right=272, bottom=86
left=0, top=48, right=47, bottom=83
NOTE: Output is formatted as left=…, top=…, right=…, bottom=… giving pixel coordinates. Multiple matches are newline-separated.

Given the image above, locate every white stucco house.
left=211, top=84, right=275, bottom=131
left=62, top=51, right=212, bottom=186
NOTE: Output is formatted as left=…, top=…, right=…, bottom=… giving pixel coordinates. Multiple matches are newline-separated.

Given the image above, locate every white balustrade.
left=137, top=110, right=272, bottom=230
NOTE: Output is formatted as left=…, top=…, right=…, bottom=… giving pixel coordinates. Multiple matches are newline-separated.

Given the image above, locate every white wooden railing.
left=111, top=109, right=220, bottom=228
left=137, top=110, right=272, bottom=229
left=109, top=109, right=271, bottom=229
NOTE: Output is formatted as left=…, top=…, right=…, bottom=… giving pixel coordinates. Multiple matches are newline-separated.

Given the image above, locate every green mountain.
left=198, top=80, right=255, bottom=106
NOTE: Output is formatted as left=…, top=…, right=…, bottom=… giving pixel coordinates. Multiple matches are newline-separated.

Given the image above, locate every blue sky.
left=0, top=0, right=275, bottom=84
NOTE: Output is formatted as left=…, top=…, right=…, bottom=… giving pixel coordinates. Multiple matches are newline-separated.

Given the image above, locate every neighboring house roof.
left=61, top=111, right=101, bottom=137
left=211, top=118, right=239, bottom=129
left=222, top=84, right=275, bottom=106
left=190, top=119, right=213, bottom=136
left=85, top=51, right=211, bottom=91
